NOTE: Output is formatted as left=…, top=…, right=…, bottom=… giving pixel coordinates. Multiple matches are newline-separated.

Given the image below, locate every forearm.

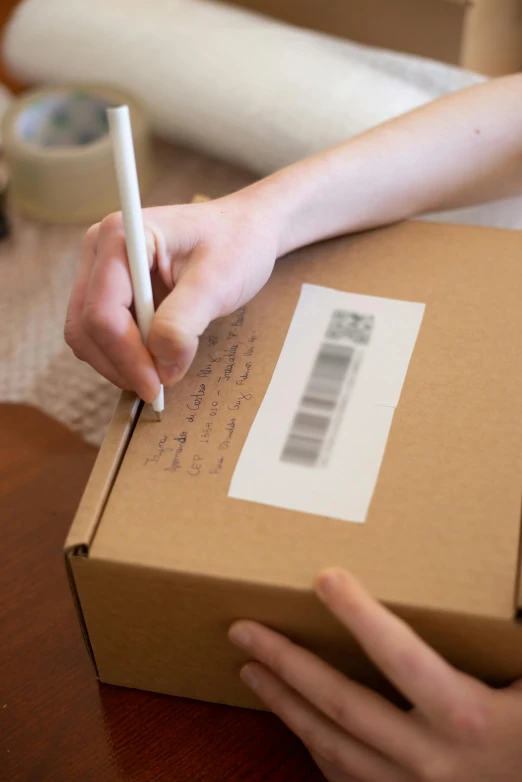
left=242, top=74, right=522, bottom=255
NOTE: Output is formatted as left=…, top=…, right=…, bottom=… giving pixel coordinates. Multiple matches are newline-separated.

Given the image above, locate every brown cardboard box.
left=221, top=0, right=522, bottom=76
left=66, top=220, right=522, bottom=710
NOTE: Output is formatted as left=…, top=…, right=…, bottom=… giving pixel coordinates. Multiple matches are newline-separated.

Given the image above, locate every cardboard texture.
left=66, top=220, right=522, bottom=709
left=220, top=0, right=522, bottom=76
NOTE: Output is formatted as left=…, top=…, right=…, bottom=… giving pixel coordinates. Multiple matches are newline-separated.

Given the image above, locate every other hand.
left=229, top=568, right=522, bottom=781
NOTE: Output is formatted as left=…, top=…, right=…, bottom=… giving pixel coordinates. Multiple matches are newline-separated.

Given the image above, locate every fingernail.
left=229, top=622, right=252, bottom=649
left=157, top=362, right=183, bottom=385
left=316, top=568, right=344, bottom=597
left=240, top=664, right=260, bottom=691
left=141, top=371, right=162, bottom=403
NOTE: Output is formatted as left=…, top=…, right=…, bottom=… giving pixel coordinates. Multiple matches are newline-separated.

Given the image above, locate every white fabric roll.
left=4, top=0, right=481, bottom=176
left=8, top=0, right=522, bottom=232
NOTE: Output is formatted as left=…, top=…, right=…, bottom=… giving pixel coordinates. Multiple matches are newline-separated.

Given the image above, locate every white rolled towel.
left=3, top=0, right=462, bottom=175
left=8, top=0, right=522, bottom=232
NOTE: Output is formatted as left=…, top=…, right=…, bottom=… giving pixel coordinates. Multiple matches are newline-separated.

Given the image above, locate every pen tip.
left=155, top=410, right=163, bottom=422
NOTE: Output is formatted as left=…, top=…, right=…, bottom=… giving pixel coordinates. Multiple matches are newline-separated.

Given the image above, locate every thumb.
left=148, top=259, right=232, bottom=385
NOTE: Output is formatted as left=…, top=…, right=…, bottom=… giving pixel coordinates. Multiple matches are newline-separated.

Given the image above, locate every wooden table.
left=0, top=404, right=321, bottom=781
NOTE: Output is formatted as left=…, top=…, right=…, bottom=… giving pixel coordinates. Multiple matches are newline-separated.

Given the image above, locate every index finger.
left=82, top=215, right=160, bottom=401
left=315, top=568, right=479, bottom=725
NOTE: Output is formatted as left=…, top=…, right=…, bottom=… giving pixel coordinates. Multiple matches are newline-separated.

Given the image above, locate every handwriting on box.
left=142, top=306, right=258, bottom=481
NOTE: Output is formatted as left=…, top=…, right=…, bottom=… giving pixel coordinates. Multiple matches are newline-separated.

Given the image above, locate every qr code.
left=326, top=310, right=374, bottom=345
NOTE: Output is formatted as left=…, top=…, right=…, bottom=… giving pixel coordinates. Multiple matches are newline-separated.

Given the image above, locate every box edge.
left=64, top=391, right=142, bottom=551
left=63, top=390, right=142, bottom=674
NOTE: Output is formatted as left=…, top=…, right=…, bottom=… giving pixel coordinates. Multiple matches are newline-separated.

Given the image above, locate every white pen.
left=107, top=105, right=164, bottom=421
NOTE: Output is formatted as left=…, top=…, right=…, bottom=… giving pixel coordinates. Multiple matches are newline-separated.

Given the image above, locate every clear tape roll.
left=2, top=84, right=153, bottom=223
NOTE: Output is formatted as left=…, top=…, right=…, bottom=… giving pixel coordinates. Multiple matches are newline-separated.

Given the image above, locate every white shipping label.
left=229, top=284, right=425, bottom=523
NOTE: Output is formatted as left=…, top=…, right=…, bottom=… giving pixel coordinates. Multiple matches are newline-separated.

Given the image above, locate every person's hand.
left=64, top=192, right=281, bottom=400
left=229, top=568, right=522, bottom=781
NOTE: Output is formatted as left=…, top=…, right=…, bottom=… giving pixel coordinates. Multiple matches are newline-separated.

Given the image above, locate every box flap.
left=64, top=391, right=141, bottom=673
left=65, top=391, right=142, bottom=553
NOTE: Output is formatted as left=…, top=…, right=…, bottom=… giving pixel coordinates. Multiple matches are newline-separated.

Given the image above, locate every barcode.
left=281, top=343, right=354, bottom=467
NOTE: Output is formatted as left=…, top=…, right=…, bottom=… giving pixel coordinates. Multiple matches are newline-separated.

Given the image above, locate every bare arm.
left=242, top=74, right=522, bottom=255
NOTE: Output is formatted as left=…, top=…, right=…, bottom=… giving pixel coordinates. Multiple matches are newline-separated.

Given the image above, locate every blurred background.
left=2, top=0, right=522, bottom=86
left=0, top=0, right=521, bottom=439
left=0, top=0, right=520, bottom=445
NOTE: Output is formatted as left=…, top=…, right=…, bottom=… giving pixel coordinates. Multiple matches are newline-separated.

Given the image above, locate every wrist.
left=232, top=148, right=372, bottom=258
left=230, top=167, right=318, bottom=259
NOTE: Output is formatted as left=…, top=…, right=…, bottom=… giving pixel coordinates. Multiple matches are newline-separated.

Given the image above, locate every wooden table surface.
left=0, top=403, right=322, bottom=781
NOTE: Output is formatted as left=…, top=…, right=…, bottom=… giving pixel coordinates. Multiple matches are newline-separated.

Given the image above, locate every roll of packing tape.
left=2, top=84, right=153, bottom=223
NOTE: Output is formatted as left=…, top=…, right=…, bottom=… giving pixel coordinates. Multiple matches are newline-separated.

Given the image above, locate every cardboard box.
left=221, top=0, right=522, bottom=76
left=66, top=220, right=522, bottom=709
